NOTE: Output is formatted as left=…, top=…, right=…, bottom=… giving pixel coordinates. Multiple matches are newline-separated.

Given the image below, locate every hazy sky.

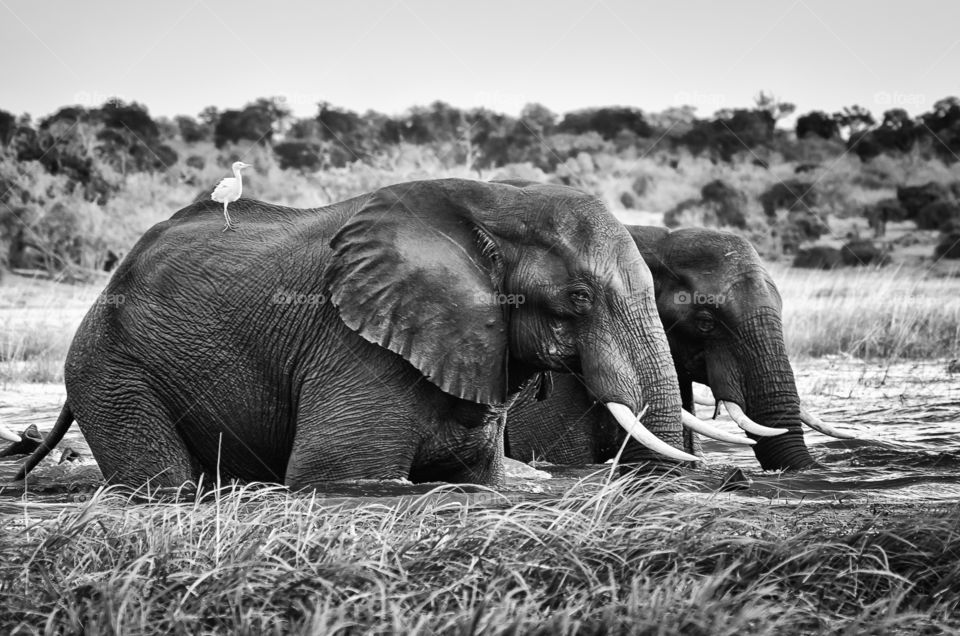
left=2, top=0, right=958, bottom=123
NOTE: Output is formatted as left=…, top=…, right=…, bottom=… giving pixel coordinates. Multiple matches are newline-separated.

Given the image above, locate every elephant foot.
left=0, top=424, right=42, bottom=458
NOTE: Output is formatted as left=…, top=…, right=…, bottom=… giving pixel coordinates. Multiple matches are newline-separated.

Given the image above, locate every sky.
left=2, top=0, right=959, bottom=124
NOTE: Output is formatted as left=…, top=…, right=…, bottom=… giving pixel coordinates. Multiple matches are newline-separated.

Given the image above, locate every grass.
left=2, top=258, right=958, bottom=386
left=0, top=275, right=92, bottom=385
left=2, top=477, right=958, bottom=634
left=775, top=263, right=960, bottom=359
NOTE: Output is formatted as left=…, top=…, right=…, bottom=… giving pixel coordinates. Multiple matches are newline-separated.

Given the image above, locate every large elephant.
left=17, top=180, right=734, bottom=489
left=508, top=225, right=849, bottom=471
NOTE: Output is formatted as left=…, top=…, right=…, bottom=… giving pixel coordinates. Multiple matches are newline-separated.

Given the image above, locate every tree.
left=833, top=105, right=875, bottom=141
left=0, top=109, right=15, bottom=146
left=99, top=99, right=158, bottom=140
left=273, top=141, right=323, bottom=172
left=754, top=91, right=795, bottom=124
left=795, top=111, right=838, bottom=139
left=557, top=107, right=650, bottom=140
left=922, top=96, right=960, bottom=163
left=681, top=108, right=775, bottom=162
left=176, top=115, right=209, bottom=143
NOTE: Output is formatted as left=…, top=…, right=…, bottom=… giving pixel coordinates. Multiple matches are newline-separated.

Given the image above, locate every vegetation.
left=2, top=478, right=958, bottom=634
left=3, top=94, right=960, bottom=635
left=4, top=92, right=960, bottom=276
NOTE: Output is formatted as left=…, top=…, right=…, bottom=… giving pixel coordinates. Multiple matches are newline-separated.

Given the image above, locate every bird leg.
left=222, top=202, right=234, bottom=232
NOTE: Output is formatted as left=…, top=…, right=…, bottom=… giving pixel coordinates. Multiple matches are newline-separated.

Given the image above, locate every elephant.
left=16, top=179, right=737, bottom=490
left=507, top=225, right=852, bottom=471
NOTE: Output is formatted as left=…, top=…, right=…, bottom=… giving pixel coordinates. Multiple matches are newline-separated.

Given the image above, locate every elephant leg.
left=284, top=385, right=419, bottom=489
left=75, top=389, right=202, bottom=488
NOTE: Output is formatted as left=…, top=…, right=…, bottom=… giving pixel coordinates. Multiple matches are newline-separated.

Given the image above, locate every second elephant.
left=508, top=225, right=846, bottom=471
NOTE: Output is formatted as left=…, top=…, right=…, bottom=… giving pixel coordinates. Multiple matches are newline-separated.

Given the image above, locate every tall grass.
left=0, top=276, right=91, bottom=384
left=1, top=261, right=958, bottom=386
left=776, top=264, right=960, bottom=359
left=2, top=478, right=957, bottom=634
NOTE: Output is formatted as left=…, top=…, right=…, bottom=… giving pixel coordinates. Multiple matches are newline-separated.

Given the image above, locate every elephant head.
left=632, top=225, right=843, bottom=469
left=507, top=225, right=849, bottom=471
left=326, top=179, right=712, bottom=463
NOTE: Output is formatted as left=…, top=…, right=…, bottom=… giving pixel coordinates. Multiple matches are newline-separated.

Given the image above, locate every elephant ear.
left=327, top=180, right=511, bottom=404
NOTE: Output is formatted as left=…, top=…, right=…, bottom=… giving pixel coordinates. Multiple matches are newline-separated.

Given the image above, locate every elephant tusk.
left=800, top=408, right=857, bottom=439
left=681, top=411, right=755, bottom=445
left=605, top=402, right=701, bottom=463
left=0, top=421, right=21, bottom=443
left=692, top=385, right=716, bottom=407
left=722, top=401, right=788, bottom=437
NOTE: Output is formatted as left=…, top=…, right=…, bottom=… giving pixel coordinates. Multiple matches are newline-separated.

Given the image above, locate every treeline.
left=4, top=92, right=960, bottom=194
left=3, top=92, right=960, bottom=276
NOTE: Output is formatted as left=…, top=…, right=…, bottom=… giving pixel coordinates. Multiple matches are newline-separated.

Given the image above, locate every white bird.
left=211, top=161, right=251, bottom=231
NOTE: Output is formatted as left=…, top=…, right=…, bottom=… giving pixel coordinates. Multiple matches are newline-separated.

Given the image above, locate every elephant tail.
left=14, top=402, right=74, bottom=481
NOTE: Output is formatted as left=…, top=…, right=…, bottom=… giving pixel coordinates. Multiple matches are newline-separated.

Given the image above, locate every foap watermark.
left=73, top=91, right=129, bottom=108
left=674, top=290, right=726, bottom=307
left=95, top=293, right=126, bottom=306
left=275, top=91, right=325, bottom=111
left=475, top=291, right=526, bottom=307
left=874, top=91, right=926, bottom=108
left=62, top=290, right=126, bottom=306
left=672, top=91, right=726, bottom=111
left=271, top=289, right=326, bottom=306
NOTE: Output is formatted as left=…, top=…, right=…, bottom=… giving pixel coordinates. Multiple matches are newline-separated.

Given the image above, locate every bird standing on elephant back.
left=16, top=179, right=732, bottom=490
left=508, top=226, right=854, bottom=471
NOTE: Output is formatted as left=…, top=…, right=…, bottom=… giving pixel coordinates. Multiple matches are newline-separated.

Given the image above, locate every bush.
left=865, top=198, right=907, bottom=236
left=273, top=141, right=323, bottom=172
left=897, top=182, right=952, bottom=220
left=934, top=232, right=960, bottom=259
left=792, top=246, right=842, bottom=269
left=760, top=180, right=819, bottom=217
left=780, top=211, right=830, bottom=253
left=916, top=200, right=960, bottom=231
left=700, top=179, right=747, bottom=229
left=841, top=240, right=890, bottom=266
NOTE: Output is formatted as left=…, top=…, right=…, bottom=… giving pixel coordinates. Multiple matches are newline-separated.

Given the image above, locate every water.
left=1, top=358, right=958, bottom=507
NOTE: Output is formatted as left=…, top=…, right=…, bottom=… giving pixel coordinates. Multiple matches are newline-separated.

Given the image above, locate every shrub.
left=897, top=182, right=952, bottom=220
left=916, top=200, right=960, bottom=231
left=792, top=246, right=842, bottom=269
left=934, top=232, right=960, bottom=259
left=273, top=141, right=323, bottom=172
left=759, top=180, right=819, bottom=217
left=841, top=239, right=890, bottom=266
left=701, top=179, right=747, bottom=228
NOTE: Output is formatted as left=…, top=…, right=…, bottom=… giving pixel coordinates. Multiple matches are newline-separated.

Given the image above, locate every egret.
left=211, top=161, right=251, bottom=231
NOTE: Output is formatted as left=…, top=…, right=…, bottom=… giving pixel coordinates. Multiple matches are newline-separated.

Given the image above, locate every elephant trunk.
left=708, top=308, right=816, bottom=471
left=581, top=295, right=688, bottom=465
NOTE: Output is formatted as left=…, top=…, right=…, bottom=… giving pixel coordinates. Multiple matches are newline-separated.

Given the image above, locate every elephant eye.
left=695, top=312, right=715, bottom=333
left=568, top=286, right=594, bottom=312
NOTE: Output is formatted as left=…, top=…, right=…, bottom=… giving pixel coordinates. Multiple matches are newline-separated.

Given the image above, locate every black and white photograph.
left=1, top=1, right=959, bottom=632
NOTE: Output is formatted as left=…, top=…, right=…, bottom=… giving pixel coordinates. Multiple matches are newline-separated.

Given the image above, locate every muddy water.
left=1, top=358, right=958, bottom=507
